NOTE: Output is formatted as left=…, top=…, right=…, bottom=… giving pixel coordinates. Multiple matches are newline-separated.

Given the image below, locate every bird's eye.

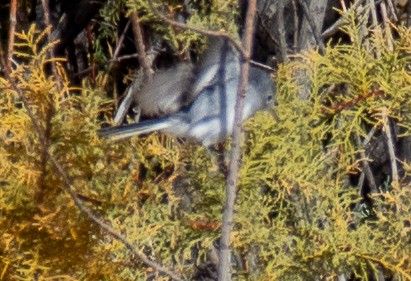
left=267, top=94, right=274, bottom=101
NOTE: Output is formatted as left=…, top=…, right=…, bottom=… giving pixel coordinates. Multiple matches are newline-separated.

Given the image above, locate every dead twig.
left=6, top=0, right=17, bottom=77
left=130, top=12, right=154, bottom=80
left=354, top=132, right=379, bottom=193
left=106, top=19, right=131, bottom=76
left=107, top=19, right=134, bottom=125
left=321, top=0, right=366, bottom=39
left=249, top=60, right=276, bottom=73
left=381, top=107, right=399, bottom=188
left=217, top=0, right=257, bottom=280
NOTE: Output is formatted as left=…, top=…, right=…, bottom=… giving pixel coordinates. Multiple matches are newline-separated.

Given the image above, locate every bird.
left=133, top=62, right=196, bottom=118
left=98, top=38, right=276, bottom=146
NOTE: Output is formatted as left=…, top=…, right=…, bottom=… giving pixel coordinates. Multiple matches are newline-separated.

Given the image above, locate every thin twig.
left=357, top=172, right=365, bottom=195
left=0, top=28, right=7, bottom=72
left=380, top=2, right=394, bottom=51
left=6, top=0, right=17, bottom=77
left=113, top=86, right=136, bottom=125
left=74, top=52, right=146, bottom=78
left=107, top=19, right=134, bottom=125
left=114, top=53, right=140, bottom=61
left=386, top=0, right=398, bottom=22
left=407, top=0, right=411, bottom=27
left=249, top=60, right=276, bottom=73
left=381, top=107, right=399, bottom=188
left=321, top=0, right=366, bottom=39
left=361, top=124, right=378, bottom=147
left=7, top=82, right=184, bottom=281
left=217, top=0, right=257, bottom=279
left=115, top=12, right=158, bottom=125
left=41, top=0, right=63, bottom=90
left=130, top=12, right=154, bottom=80
left=354, top=132, right=379, bottom=193
left=106, top=19, right=131, bottom=75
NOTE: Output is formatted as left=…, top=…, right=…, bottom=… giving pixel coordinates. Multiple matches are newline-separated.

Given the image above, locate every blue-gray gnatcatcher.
left=99, top=39, right=276, bottom=146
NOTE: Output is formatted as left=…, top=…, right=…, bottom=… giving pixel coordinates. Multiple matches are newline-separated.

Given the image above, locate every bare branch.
left=218, top=0, right=257, bottom=280
left=114, top=53, right=140, bottom=61
left=380, top=2, right=394, bottom=51
left=249, top=60, right=276, bottom=73
left=386, top=0, right=398, bottom=22
left=130, top=12, right=154, bottom=80
left=113, top=86, right=136, bottom=125
left=407, top=0, right=411, bottom=27
left=381, top=107, right=399, bottom=188
left=106, top=19, right=131, bottom=76
left=354, top=132, right=379, bottom=193
left=321, top=0, right=366, bottom=39
left=107, top=19, right=134, bottom=125
left=6, top=0, right=17, bottom=77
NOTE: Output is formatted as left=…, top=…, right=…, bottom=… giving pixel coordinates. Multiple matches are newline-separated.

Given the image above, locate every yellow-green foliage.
left=94, top=0, right=239, bottom=63
left=232, top=12, right=411, bottom=280
left=126, top=0, right=239, bottom=53
left=1, top=14, right=411, bottom=281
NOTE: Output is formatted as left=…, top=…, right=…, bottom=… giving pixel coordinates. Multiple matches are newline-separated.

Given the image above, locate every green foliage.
left=229, top=11, right=411, bottom=279
left=1, top=9, right=411, bottom=281
left=94, top=0, right=128, bottom=64
left=126, top=0, right=238, bottom=54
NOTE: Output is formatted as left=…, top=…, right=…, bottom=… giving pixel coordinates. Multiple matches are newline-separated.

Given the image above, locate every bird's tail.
left=98, top=117, right=174, bottom=141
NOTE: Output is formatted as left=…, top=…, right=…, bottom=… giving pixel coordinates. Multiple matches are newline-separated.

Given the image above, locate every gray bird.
left=134, top=62, right=196, bottom=118
left=99, top=39, right=275, bottom=146
left=133, top=38, right=239, bottom=118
